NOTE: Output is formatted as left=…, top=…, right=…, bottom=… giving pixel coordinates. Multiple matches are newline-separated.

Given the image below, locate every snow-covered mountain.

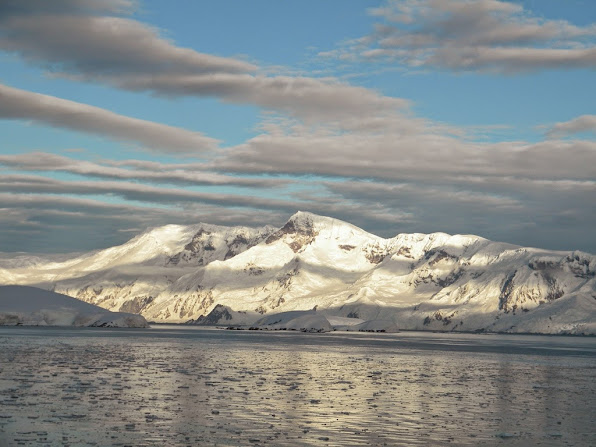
left=1, top=212, right=594, bottom=334
left=0, top=285, right=148, bottom=327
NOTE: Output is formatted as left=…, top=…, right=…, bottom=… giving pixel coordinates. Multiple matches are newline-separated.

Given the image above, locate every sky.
left=0, top=0, right=595, bottom=254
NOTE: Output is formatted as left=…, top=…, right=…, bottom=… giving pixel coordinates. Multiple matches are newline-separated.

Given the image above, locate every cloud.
left=0, top=1, right=407, bottom=126
left=0, top=0, right=594, bottom=254
left=0, top=83, right=219, bottom=153
left=0, top=173, right=401, bottom=222
left=426, top=47, right=596, bottom=72
left=112, top=74, right=408, bottom=126
left=0, top=0, right=255, bottom=77
left=214, top=120, right=596, bottom=182
left=0, top=173, right=414, bottom=248
left=0, top=0, right=135, bottom=15
left=0, top=152, right=290, bottom=189
left=0, top=193, right=284, bottom=253
left=322, top=0, right=596, bottom=73
left=546, top=114, right=596, bottom=138
left=325, top=180, right=522, bottom=210
left=1, top=145, right=595, bottom=252
left=321, top=177, right=596, bottom=252
left=0, top=174, right=302, bottom=212
left=206, top=115, right=595, bottom=252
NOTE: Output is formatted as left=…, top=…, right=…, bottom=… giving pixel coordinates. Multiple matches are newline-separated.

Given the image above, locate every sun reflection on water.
left=0, top=327, right=594, bottom=446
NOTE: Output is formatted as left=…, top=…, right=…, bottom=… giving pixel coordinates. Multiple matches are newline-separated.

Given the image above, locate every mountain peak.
left=265, top=212, right=320, bottom=251
left=2, top=213, right=594, bottom=335
left=286, top=211, right=367, bottom=234
left=287, top=211, right=325, bottom=226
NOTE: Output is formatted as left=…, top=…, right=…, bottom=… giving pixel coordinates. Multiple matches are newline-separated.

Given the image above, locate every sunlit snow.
left=1, top=212, right=594, bottom=334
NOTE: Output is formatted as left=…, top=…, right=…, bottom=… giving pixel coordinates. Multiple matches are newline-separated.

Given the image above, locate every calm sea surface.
left=0, top=326, right=594, bottom=446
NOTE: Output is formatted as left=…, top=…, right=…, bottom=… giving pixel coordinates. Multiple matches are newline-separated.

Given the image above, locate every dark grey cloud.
left=0, top=193, right=283, bottom=253
left=0, top=84, right=219, bottom=153
left=320, top=0, right=596, bottom=73
left=0, top=173, right=417, bottom=251
left=0, top=152, right=290, bottom=189
left=1, top=165, right=594, bottom=253
left=322, top=178, right=596, bottom=253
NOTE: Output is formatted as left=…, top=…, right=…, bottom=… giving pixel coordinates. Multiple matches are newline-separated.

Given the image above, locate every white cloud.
left=322, top=0, right=596, bottom=73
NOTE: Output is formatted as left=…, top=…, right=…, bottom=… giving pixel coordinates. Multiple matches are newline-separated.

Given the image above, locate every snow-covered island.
left=209, top=308, right=399, bottom=333
left=1, top=212, right=595, bottom=335
left=0, top=285, right=148, bottom=327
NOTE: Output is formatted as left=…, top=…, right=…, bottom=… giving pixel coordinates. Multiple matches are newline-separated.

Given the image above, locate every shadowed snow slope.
left=0, top=212, right=594, bottom=334
left=0, top=285, right=148, bottom=327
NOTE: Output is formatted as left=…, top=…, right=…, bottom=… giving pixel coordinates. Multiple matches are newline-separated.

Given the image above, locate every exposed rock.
left=194, top=304, right=233, bottom=325
left=499, top=271, right=517, bottom=312
left=363, top=243, right=389, bottom=264
left=118, top=296, right=154, bottom=314
left=265, top=215, right=319, bottom=252
left=1, top=212, right=594, bottom=335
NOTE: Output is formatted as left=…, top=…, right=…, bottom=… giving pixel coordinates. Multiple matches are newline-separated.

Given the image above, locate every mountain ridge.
left=0, top=211, right=594, bottom=334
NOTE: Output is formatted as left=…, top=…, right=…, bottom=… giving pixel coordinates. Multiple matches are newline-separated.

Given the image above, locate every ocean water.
left=0, top=326, right=594, bottom=446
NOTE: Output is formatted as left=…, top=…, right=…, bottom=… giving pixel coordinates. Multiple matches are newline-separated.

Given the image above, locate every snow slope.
left=0, top=212, right=594, bottom=334
left=250, top=310, right=398, bottom=333
left=0, top=285, right=148, bottom=327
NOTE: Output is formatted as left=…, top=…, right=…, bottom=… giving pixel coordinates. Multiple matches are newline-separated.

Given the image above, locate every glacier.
left=0, top=212, right=594, bottom=334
